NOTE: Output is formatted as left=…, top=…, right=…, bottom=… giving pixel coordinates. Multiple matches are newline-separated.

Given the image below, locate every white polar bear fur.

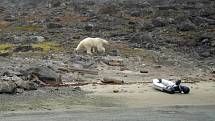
left=75, top=37, right=109, bottom=55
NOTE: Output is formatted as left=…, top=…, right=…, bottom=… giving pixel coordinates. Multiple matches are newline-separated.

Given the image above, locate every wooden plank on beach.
left=45, top=82, right=90, bottom=87
left=58, top=67, right=98, bottom=75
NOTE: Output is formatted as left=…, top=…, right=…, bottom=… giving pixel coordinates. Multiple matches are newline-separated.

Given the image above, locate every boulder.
left=102, top=77, right=124, bottom=84
left=102, top=56, right=124, bottom=66
left=84, top=23, right=94, bottom=31
left=152, top=17, right=167, bottom=27
left=0, top=75, right=23, bottom=82
left=29, top=36, right=45, bottom=43
left=4, top=15, right=17, bottom=22
left=191, top=17, right=215, bottom=26
left=0, top=81, right=17, bottom=94
left=21, top=66, right=62, bottom=85
left=177, top=20, right=196, bottom=31
left=0, top=74, right=38, bottom=91
left=50, top=1, right=61, bottom=7
left=70, top=55, right=96, bottom=69
left=211, top=41, right=215, bottom=47
left=0, top=20, right=11, bottom=28
left=108, top=50, right=119, bottom=56
left=47, top=22, right=63, bottom=29
left=15, top=80, right=38, bottom=90
left=0, top=52, right=11, bottom=57
left=130, top=11, right=141, bottom=17
left=13, top=45, right=34, bottom=52
left=139, top=21, right=154, bottom=31
left=199, top=51, right=211, bottom=58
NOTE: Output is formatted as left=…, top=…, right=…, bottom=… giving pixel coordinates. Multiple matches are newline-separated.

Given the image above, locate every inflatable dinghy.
left=153, top=79, right=190, bottom=94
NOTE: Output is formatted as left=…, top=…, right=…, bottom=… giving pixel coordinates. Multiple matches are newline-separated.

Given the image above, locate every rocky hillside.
left=0, top=0, right=214, bottom=64
left=1, top=0, right=215, bottom=111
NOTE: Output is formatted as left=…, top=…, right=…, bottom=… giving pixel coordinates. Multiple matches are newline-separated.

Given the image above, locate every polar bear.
left=74, top=37, right=109, bottom=55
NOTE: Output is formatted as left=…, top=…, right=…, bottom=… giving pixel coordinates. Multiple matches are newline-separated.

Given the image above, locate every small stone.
left=74, top=86, right=81, bottom=91
left=16, top=88, right=24, bottom=94
left=199, top=51, right=211, bottom=58
left=177, top=20, right=196, bottom=31
left=30, top=36, right=45, bottom=42
left=73, top=36, right=80, bottom=39
left=152, top=17, right=167, bottom=27
left=211, top=70, right=215, bottom=74
left=47, top=22, right=63, bottom=29
left=0, top=52, right=11, bottom=57
left=140, top=70, right=148, bottom=73
left=113, top=90, right=119, bottom=93
left=120, top=67, right=128, bottom=71
left=154, top=65, right=162, bottom=68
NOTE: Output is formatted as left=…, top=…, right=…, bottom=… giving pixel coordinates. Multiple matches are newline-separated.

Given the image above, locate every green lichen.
left=0, top=44, right=13, bottom=53
left=32, top=42, right=62, bottom=52
left=15, top=25, right=42, bottom=31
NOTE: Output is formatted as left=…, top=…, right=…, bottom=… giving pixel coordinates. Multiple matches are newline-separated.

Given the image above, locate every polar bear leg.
left=97, top=46, right=105, bottom=53
left=91, top=47, right=97, bottom=54
left=86, top=47, right=93, bottom=55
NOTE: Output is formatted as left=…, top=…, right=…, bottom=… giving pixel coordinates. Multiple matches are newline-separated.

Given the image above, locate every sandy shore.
left=82, top=82, right=215, bottom=107
left=1, top=81, right=215, bottom=112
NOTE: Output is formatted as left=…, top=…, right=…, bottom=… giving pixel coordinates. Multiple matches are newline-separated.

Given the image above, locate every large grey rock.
left=29, top=36, right=45, bottom=43
left=139, top=21, right=154, bottom=31
left=191, top=17, right=215, bottom=26
left=70, top=55, right=96, bottom=69
left=0, top=72, right=39, bottom=91
left=4, top=15, right=17, bottom=22
left=13, top=45, right=34, bottom=52
left=0, top=72, right=39, bottom=92
left=152, top=17, right=167, bottom=27
left=177, top=20, right=196, bottom=31
left=128, top=33, right=156, bottom=49
left=0, top=75, right=23, bottom=82
left=48, top=0, right=64, bottom=8
left=0, top=81, right=17, bottom=94
left=199, top=51, right=211, bottom=58
left=21, top=66, right=62, bottom=85
left=15, top=80, right=38, bottom=90
left=47, top=22, right=63, bottom=29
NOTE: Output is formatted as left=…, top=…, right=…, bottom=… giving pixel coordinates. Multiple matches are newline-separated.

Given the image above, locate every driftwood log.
left=102, top=59, right=124, bottom=66
left=45, top=82, right=90, bottom=87
left=58, top=68, right=98, bottom=75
